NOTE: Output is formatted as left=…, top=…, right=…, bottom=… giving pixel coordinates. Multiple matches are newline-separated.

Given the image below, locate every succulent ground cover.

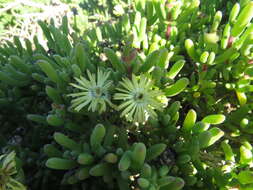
left=1, top=0, right=253, bottom=190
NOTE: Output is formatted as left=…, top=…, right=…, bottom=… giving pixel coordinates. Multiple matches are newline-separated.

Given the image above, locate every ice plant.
left=114, top=74, right=163, bottom=123
left=68, top=69, right=113, bottom=113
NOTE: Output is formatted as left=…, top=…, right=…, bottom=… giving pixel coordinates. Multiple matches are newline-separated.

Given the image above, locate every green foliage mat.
left=1, top=0, right=253, bottom=190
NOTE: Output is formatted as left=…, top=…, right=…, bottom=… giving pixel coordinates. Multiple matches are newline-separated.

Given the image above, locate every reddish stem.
left=248, top=60, right=253, bottom=64
left=122, top=49, right=137, bottom=63
left=202, top=64, right=208, bottom=72
left=227, top=36, right=234, bottom=48
left=166, top=25, right=171, bottom=40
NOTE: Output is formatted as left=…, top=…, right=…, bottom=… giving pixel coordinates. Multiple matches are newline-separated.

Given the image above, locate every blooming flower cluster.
left=68, top=71, right=165, bottom=123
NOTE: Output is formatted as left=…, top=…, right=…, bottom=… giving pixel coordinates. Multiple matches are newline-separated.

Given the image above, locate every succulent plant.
left=1, top=0, right=253, bottom=189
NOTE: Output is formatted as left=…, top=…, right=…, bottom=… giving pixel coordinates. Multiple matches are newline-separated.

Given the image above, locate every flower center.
left=91, top=87, right=107, bottom=98
left=90, top=87, right=102, bottom=97
left=134, top=92, right=144, bottom=101
left=95, top=87, right=101, bottom=96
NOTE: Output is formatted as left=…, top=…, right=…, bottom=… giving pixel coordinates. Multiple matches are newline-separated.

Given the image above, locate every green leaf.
left=240, top=145, right=253, bottom=165
left=202, top=114, right=225, bottom=125
left=208, top=127, right=224, bottom=146
left=137, top=178, right=150, bottom=188
left=46, top=158, right=77, bottom=170
left=182, top=109, right=197, bottom=133
left=198, top=131, right=212, bottom=148
left=37, top=60, right=60, bottom=84
left=238, top=171, right=253, bottom=185
left=164, top=78, right=189, bottom=97
left=139, top=50, right=160, bottom=73
left=167, top=60, right=185, bottom=79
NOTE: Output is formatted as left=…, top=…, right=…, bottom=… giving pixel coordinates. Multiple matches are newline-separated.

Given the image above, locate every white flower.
left=114, top=74, right=164, bottom=123
left=68, top=69, right=113, bottom=113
